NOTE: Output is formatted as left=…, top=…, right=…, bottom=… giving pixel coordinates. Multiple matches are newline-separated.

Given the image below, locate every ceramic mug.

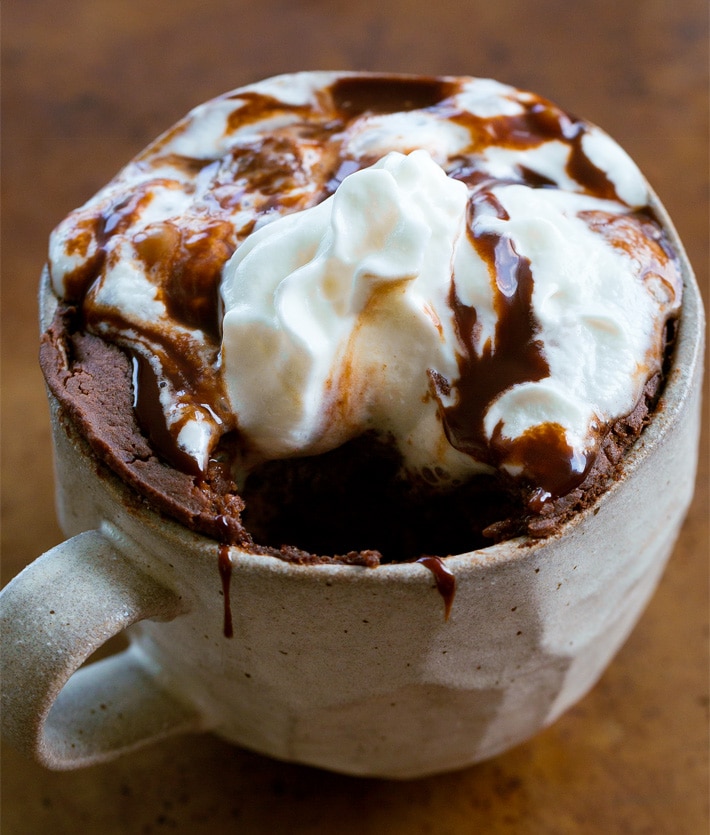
left=0, top=198, right=704, bottom=779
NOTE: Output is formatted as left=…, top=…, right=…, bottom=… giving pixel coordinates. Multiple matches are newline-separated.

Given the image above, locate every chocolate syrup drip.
left=431, top=190, right=593, bottom=499
left=565, top=125, right=618, bottom=200
left=59, top=222, right=106, bottom=305
left=432, top=191, right=548, bottom=460
left=131, top=353, right=205, bottom=477
left=453, top=99, right=618, bottom=199
left=216, top=515, right=234, bottom=638
left=225, top=92, right=315, bottom=134
left=134, top=218, right=235, bottom=343
left=517, top=166, right=558, bottom=189
left=218, top=545, right=234, bottom=638
left=417, top=556, right=456, bottom=621
left=61, top=189, right=157, bottom=304
left=331, top=75, right=454, bottom=116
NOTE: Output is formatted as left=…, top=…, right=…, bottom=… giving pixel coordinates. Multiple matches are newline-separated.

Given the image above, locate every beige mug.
left=0, top=197, right=704, bottom=779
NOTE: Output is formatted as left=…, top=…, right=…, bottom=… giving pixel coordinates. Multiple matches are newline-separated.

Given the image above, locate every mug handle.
left=0, top=529, right=203, bottom=769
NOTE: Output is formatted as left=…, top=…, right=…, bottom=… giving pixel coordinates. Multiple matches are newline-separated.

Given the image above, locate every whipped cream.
left=222, top=150, right=472, bottom=477
left=47, top=72, right=683, bottom=498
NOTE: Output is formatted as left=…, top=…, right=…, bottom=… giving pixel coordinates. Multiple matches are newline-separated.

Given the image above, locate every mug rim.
left=40, top=188, right=705, bottom=580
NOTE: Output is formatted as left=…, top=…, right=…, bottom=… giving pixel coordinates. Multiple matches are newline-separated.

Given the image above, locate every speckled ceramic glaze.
left=0, top=194, right=703, bottom=778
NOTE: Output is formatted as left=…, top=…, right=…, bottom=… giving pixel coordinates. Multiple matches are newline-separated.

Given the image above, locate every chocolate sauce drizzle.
left=429, top=189, right=594, bottom=501
left=331, top=75, right=455, bottom=116
left=134, top=218, right=234, bottom=343
left=216, top=515, right=234, bottom=638
left=218, top=545, right=234, bottom=639
left=417, top=556, right=457, bottom=620
left=131, top=353, right=205, bottom=477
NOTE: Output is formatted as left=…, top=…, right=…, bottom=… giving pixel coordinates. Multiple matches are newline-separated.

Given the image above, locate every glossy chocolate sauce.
left=218, top=545, right=234, bottom=639
left=331, top=75, right=455, bottom=116
left=450, top=100, right=617, bottom=199
left=417, top=556, right=457, bottom=620
left=135, top=218, right=234, bottom=343
left=429, top=190, right=594, bottom=504
left=216, top=515, right=235, bottom=638
left=131, top=353, right=204, bottom=477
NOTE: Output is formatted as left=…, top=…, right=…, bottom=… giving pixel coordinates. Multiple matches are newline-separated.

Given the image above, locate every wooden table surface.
left=2, top=2, right=708, bottom=832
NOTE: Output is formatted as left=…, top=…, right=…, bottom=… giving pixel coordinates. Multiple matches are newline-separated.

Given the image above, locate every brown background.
left=2, top=1, right=708, bottom=832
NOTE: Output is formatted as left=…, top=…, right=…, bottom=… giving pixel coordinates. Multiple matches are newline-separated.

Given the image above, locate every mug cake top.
left=42, top=72, right=683, bottom=561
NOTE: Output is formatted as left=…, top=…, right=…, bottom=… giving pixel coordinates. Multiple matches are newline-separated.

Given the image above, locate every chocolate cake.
left=40, top=73, right=683, bottom=565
